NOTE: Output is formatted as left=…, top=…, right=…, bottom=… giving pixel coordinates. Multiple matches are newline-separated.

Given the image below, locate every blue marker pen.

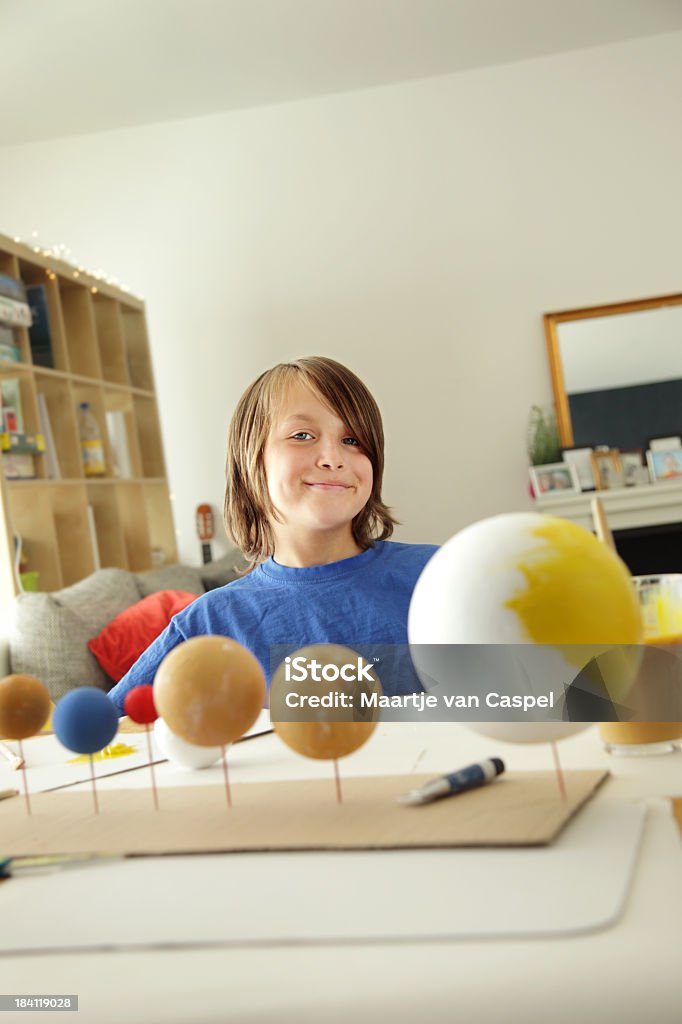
left=398, top=757, right=505, bottom=805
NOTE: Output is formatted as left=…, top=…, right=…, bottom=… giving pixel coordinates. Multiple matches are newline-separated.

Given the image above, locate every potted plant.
left=527, top=405, right=561, bottom=467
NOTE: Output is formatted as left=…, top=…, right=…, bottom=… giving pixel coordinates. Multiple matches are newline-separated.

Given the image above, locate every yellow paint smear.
left=67, top=742, right=138, bottom=765
left=506, top=519, right=643, bottom=669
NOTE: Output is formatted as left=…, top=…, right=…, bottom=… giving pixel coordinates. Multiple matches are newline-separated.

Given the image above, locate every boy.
left=108, top=356, right=437, bottom=711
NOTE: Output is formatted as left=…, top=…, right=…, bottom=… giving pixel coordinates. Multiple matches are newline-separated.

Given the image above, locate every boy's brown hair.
left=224, top=356, right=397, bottom=566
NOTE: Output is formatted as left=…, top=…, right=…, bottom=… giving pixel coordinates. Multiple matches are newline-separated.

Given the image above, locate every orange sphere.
left=0, top=674, right=51, bottom=740
left=270, top=643, right=380, bottom=760
left=154, top=635, right=266, bottom=746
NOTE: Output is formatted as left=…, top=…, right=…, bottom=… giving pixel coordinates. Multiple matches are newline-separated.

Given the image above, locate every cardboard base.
left=0, top=770, right=608, bottom=857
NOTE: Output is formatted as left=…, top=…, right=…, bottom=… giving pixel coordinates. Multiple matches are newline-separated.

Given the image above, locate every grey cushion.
left=135, top=563, right=205, bottom=597
left=200, top=550, right=248, bottom=591
left=10, top=568, right=141, bottom=701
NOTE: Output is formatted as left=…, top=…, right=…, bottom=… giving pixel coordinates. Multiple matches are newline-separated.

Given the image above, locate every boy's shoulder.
left=376, top=540, right=439, bottom=565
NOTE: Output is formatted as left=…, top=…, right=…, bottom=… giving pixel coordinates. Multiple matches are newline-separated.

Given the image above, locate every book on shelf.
left=0, top=273, right=27, bottom=304
left=0, top=294, right=31, bottom=328
left=105, top=410, right=133, bottom=478
left=86, top=504, right=101, bottom=571
left=26, top=283, right=55, bottom=368
left=37, top=392, right=60, bottom=479
left=0, top=378, right=24, bottom=433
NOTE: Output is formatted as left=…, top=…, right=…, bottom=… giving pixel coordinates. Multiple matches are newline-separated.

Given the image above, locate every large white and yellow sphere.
left=408, top=513, right=643, bottom=743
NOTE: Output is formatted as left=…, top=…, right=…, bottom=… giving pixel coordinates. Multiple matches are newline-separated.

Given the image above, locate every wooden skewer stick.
left=333, top=759, right=343, bottom=804
left=221, top=745, right=232, bottom=808
left=551, top=740, right=567, bottom=801
left=17, top=740, right=31, bottom=815
left=145, top=725, right=159, bottom=811
left=89, top=754, right=99, bottom=815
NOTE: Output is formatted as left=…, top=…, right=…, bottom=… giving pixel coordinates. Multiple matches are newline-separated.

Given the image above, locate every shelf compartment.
left=71, top=383, right=114, bottom=478
left=116, top=483, right=152, bottom=572
left=60, top=283, right=102, bottom=379
left=132, top=395, right=166, bottom=477
left=52, top=484, right=96, bottom=586
left=6, top=484, right=63, bottom=592
left=103, top=388, right=143, bottom=478
left=0, top=251, right=18, bottom=280
left=121, top=308, right=153, bottom=390
left=18, top=262, right=70, bottom=372
left=86, top=481, right=127, bottom=569
left=142, top=480, right=178, bottom=566
left=0, top=374, right=45, bottom=480
left=93, top=295, right=129, bottom=385
left=0, top=255, right=30, bottom=364
left=35, top=374, right=83, bottom=479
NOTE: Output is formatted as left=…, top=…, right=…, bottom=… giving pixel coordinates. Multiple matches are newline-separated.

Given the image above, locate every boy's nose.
left=318, top=455, right=345, bottom=469
left=316, top=443, right=345, bottom=470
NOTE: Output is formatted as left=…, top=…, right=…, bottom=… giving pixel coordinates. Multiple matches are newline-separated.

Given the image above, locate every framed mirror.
left=544, top=293, right=682, bottom=450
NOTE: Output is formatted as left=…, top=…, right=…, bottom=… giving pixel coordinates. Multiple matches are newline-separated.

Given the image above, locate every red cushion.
left=88, top=590, right=197, bottom=682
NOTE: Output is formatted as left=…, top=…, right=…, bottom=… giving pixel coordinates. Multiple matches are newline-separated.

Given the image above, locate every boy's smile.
left=263, top=381, right=373, bottom=565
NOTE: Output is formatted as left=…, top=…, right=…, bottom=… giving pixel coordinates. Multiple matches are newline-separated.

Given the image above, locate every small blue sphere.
left=53, top=687, right=119, bottom=754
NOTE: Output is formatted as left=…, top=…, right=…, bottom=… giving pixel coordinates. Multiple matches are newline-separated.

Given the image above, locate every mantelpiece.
left=534, top=481, right=682, bottom=533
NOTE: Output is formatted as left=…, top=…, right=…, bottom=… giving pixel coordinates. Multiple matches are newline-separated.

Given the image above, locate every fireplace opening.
left=613, top=521, right=682, bottom=575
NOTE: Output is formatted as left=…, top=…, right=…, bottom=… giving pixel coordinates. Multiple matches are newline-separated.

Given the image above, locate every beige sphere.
left=0, top=674, right=51, bottom=740
left=154, top=635, right=265, bottom=746
left=270, top=643, right=380, bottom=760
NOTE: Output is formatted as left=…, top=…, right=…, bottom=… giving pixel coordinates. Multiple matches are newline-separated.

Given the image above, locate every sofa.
left=2, top=552, right=246, bottom=701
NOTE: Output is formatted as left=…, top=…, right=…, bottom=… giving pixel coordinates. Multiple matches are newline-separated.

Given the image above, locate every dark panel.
left=569, top=378, right=682, bottom=449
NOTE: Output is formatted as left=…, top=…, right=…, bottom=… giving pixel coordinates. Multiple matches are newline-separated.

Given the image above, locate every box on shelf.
left=0, top=294, right=31, bottom=328
left=0, top=272, right=27, bottom=304
left=0, top=431, right=45, bottom=454
left=3, top=452, right=35, bottom=480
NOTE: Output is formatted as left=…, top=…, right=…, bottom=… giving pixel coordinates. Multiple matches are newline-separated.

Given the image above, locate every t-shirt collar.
left=259, top=543, right=381, bottom=582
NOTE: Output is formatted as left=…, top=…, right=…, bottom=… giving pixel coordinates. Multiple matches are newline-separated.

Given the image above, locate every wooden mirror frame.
left=544, top=292, right=682, bottom=447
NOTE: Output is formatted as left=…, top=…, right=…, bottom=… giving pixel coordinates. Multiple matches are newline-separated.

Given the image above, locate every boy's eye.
left=342, top=437, right=360, bottom=446
left=291, top=431, right=313, bottom=440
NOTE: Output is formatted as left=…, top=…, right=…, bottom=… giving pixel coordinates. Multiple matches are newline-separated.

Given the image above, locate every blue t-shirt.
left=108, top=540, right=437, bottom=713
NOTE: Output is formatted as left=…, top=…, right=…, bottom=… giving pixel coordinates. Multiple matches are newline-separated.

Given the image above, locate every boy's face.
left=263, top=381, right=373, bottom=542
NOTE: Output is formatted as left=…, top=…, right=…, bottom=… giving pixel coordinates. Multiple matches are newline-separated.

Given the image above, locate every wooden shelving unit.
left=0, top=232, right=177, bottom=597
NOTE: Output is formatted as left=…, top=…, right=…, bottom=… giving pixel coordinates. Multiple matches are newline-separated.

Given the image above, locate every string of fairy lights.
left=11, top=231, right=142, bottom=301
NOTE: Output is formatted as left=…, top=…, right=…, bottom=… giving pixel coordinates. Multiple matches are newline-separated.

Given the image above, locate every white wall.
left=1, top=31, right=681, bottom=563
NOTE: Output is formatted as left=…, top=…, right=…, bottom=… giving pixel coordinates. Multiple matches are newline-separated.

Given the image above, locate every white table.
left=1, top=723, right=681, bottom=1024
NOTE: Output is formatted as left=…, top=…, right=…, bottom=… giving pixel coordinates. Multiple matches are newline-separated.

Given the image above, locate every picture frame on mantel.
left=561, top=447, right=597, bottom=491
left=591, top=449, right=622, bottom=490
left=619, top=449, right=648, bottom=487
left=530, top=462, right=580, bottom=497
left=647, top=448, right=682, bottom=482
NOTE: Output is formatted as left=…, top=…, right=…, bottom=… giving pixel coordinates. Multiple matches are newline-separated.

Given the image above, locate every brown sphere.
left=154, top=635, right=266, bottom=746
left=273, top=719, right=378, bottom=760
left=270, top=643, right=380, bottom=760
left=0, top=674, right=52, bottom=740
